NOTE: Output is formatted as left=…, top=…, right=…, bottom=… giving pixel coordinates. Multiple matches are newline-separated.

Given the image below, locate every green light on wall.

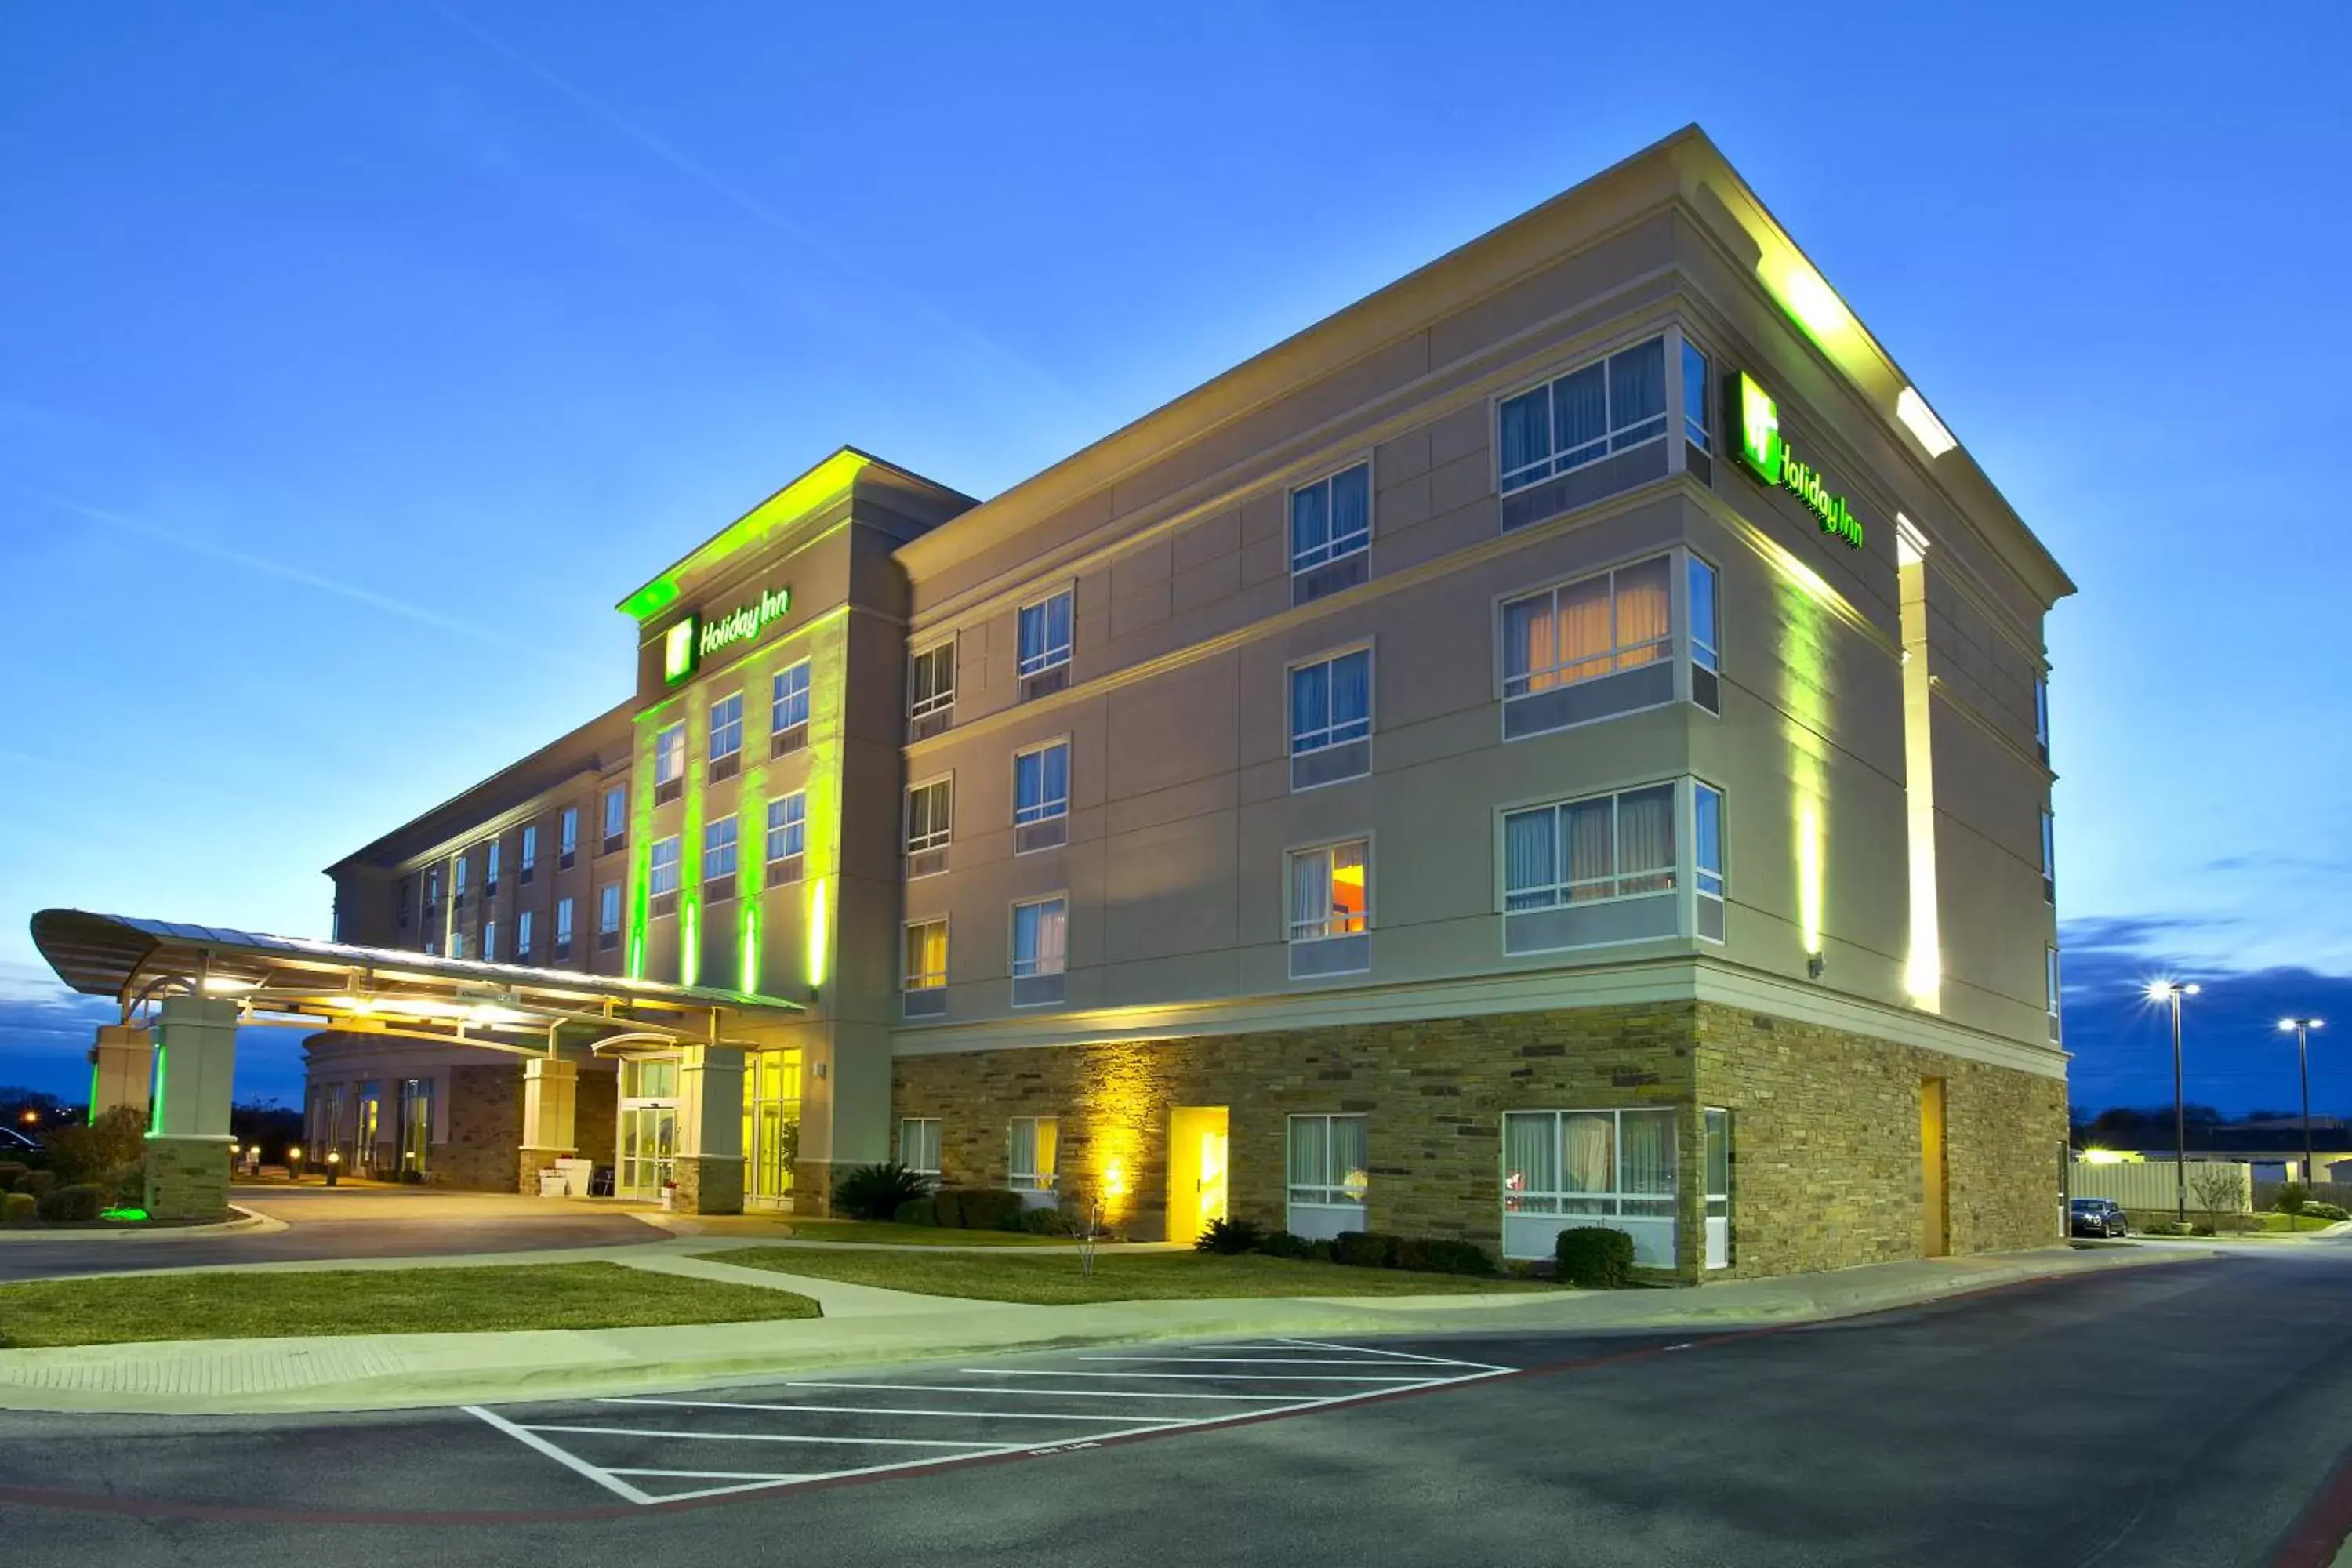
left=620, top=575, right=682, bottom=624
left=1726, top=372, right=1864, bottom=550
left=626, top=710, right=664, bottom=981
left=805, top=876, right=830, bottom=993
left=739, top=897, right=761, bottom=996
left=147, top=1041, right=168, bottom=1138
left=616, top=448, right=867, bottom=623
left=1776, top=571, right=1834, bottom=974
left=86, top=1057, right=100, bottom=1126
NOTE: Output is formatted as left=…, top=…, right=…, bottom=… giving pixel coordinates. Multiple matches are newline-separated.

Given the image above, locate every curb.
left=0, top=1205, right=282, bottom=1246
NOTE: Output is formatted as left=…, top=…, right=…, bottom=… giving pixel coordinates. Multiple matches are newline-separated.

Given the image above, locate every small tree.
left=2189, top=1163, right=2245, bottom=1232
left=2275, top=1180, right=2311, bottom=1220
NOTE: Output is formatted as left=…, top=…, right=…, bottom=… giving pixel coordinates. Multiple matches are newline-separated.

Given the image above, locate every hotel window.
left=516, top=909, right=535, bottom=960
left=2046, top=946, right=2063, bottom=1042
left=423, top=938, right=438, bottom=956
left=1287, top=839, right=1370, bottom=979
left=1499, top=337, right=1667, bottom=495
left=1502, top=1108, right=1676, bottom=1265
left=1501, top=555, right=1675, bottom=739
left=1287, top=1113, right=1368, bottom=1240
left=708, top=692, right=744, bottom=782
left=1007, top=1116, right=1058, bottom=1191
left=906, top=777, right=952, bottom=877
left=1682, top=339, right=1711, bottom=453
left=481, top=920, right=498, bottom=963
left=2034, top=673, right=2050, bottom=764
left=771, top=660, right=811, bottom=757
left=601, top=786, right=626, bottom=855
left=554, top=897, right=575, bottom=960
left=597, top=885, right=621, bottom=950
left=1501, top=781, right=1693, bottom=956
left=648, top=835, right=681, bottom=919
left=397, top=877, right=413, bottom=931
left=449, top=929, right=467, bottom=960
left=654, top=723, right=687, bottom=806
left=519, top=825, right=537, bottom=884
left=1688, top=554, right=1720, bottom=714
left=902, top=919, right=948, bottom=1018
left=1016, top=587, right=1073, bottom=699
left=704, top=816, right=739, bottom=902
left=1012, top=739, right=1069, bottom=853
left=559, top=808, right=578, bottom=869
left=2040, top=809, right=2056, bottom=903
left=1290, top=460, right=1371, bottom=604
left=484, top=840, right=501, bottom=897
left=765, top=791, right=807, bottom=886
left=908, top=641, right=955, bottom=739
left=1011, top=895, right=1067, bottom=1007
left=452, top=853, right=469, bottom=911
left=1289, top=647, right=1372, bottom=790
left=424, top=867, right=441, bottom=921
left=898, top=1117, right=942, bottom=1176
left=1694, top=782, right=1726, bottom=942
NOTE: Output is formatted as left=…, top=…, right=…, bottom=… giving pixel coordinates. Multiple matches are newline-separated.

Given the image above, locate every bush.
left=100, top=1161, right=144, bottom=1208
left=1556, top=1226, right=1636, bottom=1288
left=952, top=1189, right=1024, bottom=1232
left=1332, top=1230, right=1400, bottom=1269
left=1017, top=1204, right=1075, bottom=1235
left=1308, top=1239, right=1337, bottom=1264
left=2304, top=1201, right=2349, bottom=1222
left=36, top=1184, right=104, bottom=1223
left=1196, top=1216, right=1265, bottom=1254
left=1, top=1192, right=34, bottom=1226
left=2274, top=1182, right=2311, bottom=1217
left=13, top=1169, right=56, bottom=1200
left=835, top=1161, right=932, bottom=1221
left=0, top=1161, right=27, bottom=1191
left=1254, top=1229, right=1311, bottom=1259
left=1395, top=1237, right=1495, bottom=1276
left=891, top=1196, right=938, bottom=1228
left=43, top=1106, right=146, bottom=1186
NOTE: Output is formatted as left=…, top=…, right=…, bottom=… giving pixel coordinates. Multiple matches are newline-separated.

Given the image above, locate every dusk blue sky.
left=2, top=5, right=2346, bottom=1113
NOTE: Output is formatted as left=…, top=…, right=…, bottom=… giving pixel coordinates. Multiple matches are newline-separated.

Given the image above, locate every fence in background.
left=2068, top=1159, right=2249, bottom=1214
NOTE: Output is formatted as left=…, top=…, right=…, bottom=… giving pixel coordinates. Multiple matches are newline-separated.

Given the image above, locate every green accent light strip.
left=1727, top=372, right=1864, bottom=550
left=619, top=449, right=869, bottom=622
left=147, top=1041, right=167, bottom=1138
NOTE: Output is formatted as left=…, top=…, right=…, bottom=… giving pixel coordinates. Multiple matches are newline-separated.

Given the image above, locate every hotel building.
left=307, top=127, right=2074, bottom=1279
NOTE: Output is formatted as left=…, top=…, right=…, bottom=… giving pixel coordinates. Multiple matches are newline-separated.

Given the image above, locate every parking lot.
left=467, top=1338, right=1519, bottom=1504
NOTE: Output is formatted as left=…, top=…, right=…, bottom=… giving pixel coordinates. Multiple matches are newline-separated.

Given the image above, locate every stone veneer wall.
left=575, top=1065, right=619, bottom=1178
left=439, top=1063, right=523, bottom=1191
left=893, top=1000, right=2067, bottom=1279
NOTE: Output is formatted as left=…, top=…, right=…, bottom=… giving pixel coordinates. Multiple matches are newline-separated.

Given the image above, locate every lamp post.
left=2279, top=1016, right=2327, bottom=1187
left=2147, top=980, right=2201, bottom=1225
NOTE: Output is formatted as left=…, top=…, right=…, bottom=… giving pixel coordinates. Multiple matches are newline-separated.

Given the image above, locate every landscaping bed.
left=704, top=1247, right=1555, bottom=1305
left=0, top=1262, right=820, bottom=1348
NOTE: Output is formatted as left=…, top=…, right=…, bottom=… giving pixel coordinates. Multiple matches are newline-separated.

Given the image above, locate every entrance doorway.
left=618, top=1057, right=680, bottom=1201
left=742, top=1051, right=802, bottom=1210
left=1920, top=1077, right=1949, bottom=1258
left=1167, top=1105, right=1229, bottom=1245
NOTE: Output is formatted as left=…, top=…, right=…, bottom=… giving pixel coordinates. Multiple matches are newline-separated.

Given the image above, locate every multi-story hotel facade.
left=309, top=127, right=2073, bottom=1280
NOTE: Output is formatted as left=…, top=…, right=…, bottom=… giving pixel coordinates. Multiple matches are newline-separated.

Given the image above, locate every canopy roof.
left=31, top=909, right=800, bottom=1058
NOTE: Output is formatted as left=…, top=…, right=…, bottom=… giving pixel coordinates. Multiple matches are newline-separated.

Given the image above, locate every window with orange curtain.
left=1502, top=554, right=1676, bottom=699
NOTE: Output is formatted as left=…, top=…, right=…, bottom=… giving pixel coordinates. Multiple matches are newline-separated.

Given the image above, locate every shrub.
left=2305, top=1201, right=2349, bottom=1222
left=1395, top=1237, right=1495, bottom=1277
left=1307, top=1239, right=1337, bottom=1264
left=2274, top=1181, right=2310, bottom=1217
left=891, top=1196, right=938, bottom=1228
left=1, top=1192, right=34, bottom=1226
left=1556, top=1226, right=1636, bottom=1288
left=1332, top=1230, right=1399, bottom=1269
left=1254, top=1229, right=1312, bottom=1259
left=0, top=1161, right=27, bottom=1191
left=2190, top=1221, right=2216, bottom=1236
left=964, top=1189, right=1025, bottom=1232
left=931, top=1189, right=970, bottom=1228
left=36, top=1184, right=104, bottom=1223
left=1196, top=1216, right=1266, bottom=1254
left=100, top=1161, right=144, bottom=1207
left=1017, top=1204, right=1075, bottom=1235
left=42, top=1106, right=146, bottom=1186
left=835, top=1161, right=932, bottom=1221
left=13, top=1169, right=56, bottom=1200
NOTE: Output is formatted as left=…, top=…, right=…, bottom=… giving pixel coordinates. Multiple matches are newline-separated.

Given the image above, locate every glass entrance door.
left=742, top=1051, right=802, bottom=1209
left=619, top=1105, right=677, bottom=1200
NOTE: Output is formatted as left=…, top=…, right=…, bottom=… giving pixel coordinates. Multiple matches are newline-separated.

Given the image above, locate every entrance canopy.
left=31, top=909, right=802, bottom=1058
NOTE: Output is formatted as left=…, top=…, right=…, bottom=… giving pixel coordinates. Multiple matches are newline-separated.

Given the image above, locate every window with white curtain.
left=1288, top=840, right=1369, bottom=942
left=1290, top=462, right=1372, bottom=575
left=1017, top=590, right=1073, bottom=680
left=708, top=692, right=744, bottom=765
left=909, top=642, right=955, bottom=722
left=1502, top=1108, right=1677, bottom=1217
left=1287, top=1114, right=1369, bottom=1207
left=1290, top=649, right=1372, bottom=756
left=704, top=816, right=738, bottom=899
left=898, top=1118, right=941, bottom=1176
left=1007, top=1116, right=1058, bottom=1190
left=1497, top=336, right=1668, bottom=494
left=1502, top=783, right=1678, bottom=912
left=1502, top=556, right=1672, bottom=701
left=771, top=661, right=811, bottom=735
left=766, top=792, right=806, bottom=883
left=1011, top=898, right=1066, bottom=982
left=648, top=836, right=681, bottom=917
left=654, top=723, right=686, bottom=794
left=906, top=779, right=953, bottom=857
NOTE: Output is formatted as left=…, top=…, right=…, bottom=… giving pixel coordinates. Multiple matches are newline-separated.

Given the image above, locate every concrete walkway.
left=0, top=1242, right=2194, bottom=1416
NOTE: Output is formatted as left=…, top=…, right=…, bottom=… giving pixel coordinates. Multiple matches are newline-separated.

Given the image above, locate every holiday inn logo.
left=1726, top=372, right=1864, bottom=550
left=660, top=583, right=793, bottom=685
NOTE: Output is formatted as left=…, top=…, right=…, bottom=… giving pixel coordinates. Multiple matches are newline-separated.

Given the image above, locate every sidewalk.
left=0, top=1242, right=2194, bottom=1416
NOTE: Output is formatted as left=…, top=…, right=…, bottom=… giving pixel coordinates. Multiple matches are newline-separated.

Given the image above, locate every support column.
left=673, top=1044, right=745, bottom=1214
left=89, top=1024, right=154, bottom=1122
left=143, top=996, right=238, bottom=1220
left=517, top=1056, right=579, bottom=1195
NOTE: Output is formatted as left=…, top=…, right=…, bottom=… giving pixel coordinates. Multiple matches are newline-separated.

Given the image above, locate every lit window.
left=708, top=692, right=744, bottom=764
left=1011, top=897, right=1066, bottom=982
left=906, top=779, right=953, bottom=857
left=1287, top=1113, right=1368, bottom=1208
left=1503, top=784, right=1678, bottom=912
left=1289, top=649, right=1372, bottom=757
left=1008, top=1116, right=1058, bottom=1191
left=771, top=661, right=811, bottom=735
left=903, top=919, right=947, bottom=990
left=654, top=724, right=686, bottom=803
left=898, top=1117, right=942, bottom=1176
left=1290, top=462, right=1371, bottom=575
left=1502, top=1108, right=1677, bottom=1218
left=1017, top=590, right=1073, bottom=681
left=1503, top=557, right=1671, bottom=699
left=1497, top=336, right=1668, bottom=495
left=909, top=642, right=955, bottom=724
left=765, top=792, right=807, bottom=874
left=1014, top=741, right=1069, bottom=827
left=1682, top=339, right=1711, bottom=453
left=1288, top=840, right=1369, bottom=942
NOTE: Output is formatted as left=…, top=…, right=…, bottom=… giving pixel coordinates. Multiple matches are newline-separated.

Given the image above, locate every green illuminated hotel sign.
left=1727, top=372, right=1864, bottom=550
left=661, top=583, right=792, bottom=685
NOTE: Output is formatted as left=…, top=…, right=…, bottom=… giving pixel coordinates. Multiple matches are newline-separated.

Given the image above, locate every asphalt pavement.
left=6, top=1241, right=2352, bottom=1565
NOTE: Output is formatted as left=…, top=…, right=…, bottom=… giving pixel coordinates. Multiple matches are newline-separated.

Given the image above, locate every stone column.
left=517, top=1055, right=579, bottom=1195
left=143, top=996, right=238, bottom=1220
left=672, top=1044, right=745, bottom=1214
left=89, top=1024, right=154, bottom=1122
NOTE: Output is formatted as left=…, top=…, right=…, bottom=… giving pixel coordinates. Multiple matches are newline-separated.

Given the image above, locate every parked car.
left=2071, top=1197, right=2129, bottom=1238
left=0, top=1125, right=39, bottom=1156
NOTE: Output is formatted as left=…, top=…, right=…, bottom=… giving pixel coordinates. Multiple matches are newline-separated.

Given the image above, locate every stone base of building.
left=143, top=1134, right=234, bottom=1220
left=787, top=1159, right=843, bottom=1216
left=891, top=1000, right=2067, bottom=1279
left=517, top=1145, right=573, bottom=1194
left=671, top=1155, right=745, bottom=1215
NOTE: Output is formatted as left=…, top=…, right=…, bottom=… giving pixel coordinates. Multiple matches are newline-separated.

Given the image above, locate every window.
left=2034, top=674, right=2050, bottom=763
left=708, top=692, right=743, bottom=781
left=452, top=854, right=469, bottom=904
left=908, top=641, right=955, bottom=736
left=1497, top=336, right=1668, bottom=495
left=554, top=899, right=573, bottom=959
left=1704, top=1108, right=1733, bottom=1269
left=1011, top=896, right=1066, bottom=1007
left=906, top=778, right=952, bottom=873
left=1287, top=1113, right=1369, bottom=1221
left=1288, top=840, right=1368, bottom=943
left=1503, top=783, right=1678, bottom=913
left=902, top=919, right=948, bottom=1017
left=481, top=920, right=498, bottom=963
left=1007, top=1116, right=1058, bottom=1191
left=2040, top=809, right=2056, bottom=903
left=705, top=816, right=739, bottom=901
left=423, top=938, right=438, bottom=956
left=1694, top=782, right=1726, bottom=942
left=765, top=792, right=807, bottom=885
left=449, top=929, right=466, bottom=960
left=654, top=723, right=687, bottom=805
left=1289, top=648, right=1372, bottom=789
left=898, top=1117, right=941, bottom=1175
left=1502, top=556, right=1671, bottom=703
left=771, top=661, right=811, bottom=756
left=1290, top=461, right=1371, bottom=597
left=1687, top=553, right=1719, bottom=679
left=648, top=836, right=681, bottom=918
left=601, top=786, right=626, bottom=855
left=484, top=840, right=501, bottom=895
left=1682, top=339, right=1710, bottom=452
left=1503, top=1108, right=1677, bottom=1219
left=621, top=1058, right=678, bottom=1100
left=1016, top=588, right=1073, bottom=696
left=2045, top=946, right=2063, bottom=1041
left=424, top=867, right=441, bottom=917
left=559, top=808, right=578, bottom=869
left=519, top=825, right=537, bottom=883
left=397, top=877, right=413, bottom=930
left=597, top=884, right=621, bottom=949
left=1013, top=739, right=1069, bottom=852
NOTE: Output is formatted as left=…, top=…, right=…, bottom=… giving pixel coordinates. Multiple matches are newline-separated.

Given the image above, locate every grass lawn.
left=770, top=1218, right=1065, bottom=1247
left=0, top=1262, right=820, bottom=1349
left=2257, top=1212, right=2339, bottom=1233
left=705, top=1247, right=1557, bottom=1305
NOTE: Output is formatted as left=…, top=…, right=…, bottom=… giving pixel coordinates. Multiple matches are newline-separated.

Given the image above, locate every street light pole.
left=2149, top=981, right=2201, bottom=1226
left=2280, top=1016, right=2327, bottom=1187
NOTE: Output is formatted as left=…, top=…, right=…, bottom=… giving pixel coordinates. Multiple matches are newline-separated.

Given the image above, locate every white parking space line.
left=470, top=1339, right=1515, bottom=1505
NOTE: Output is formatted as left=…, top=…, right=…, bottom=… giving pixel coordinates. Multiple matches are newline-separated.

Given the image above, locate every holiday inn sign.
left=1727, top=372, right=1864, bottom=550
left=662, top=583, right=793, bottom=684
